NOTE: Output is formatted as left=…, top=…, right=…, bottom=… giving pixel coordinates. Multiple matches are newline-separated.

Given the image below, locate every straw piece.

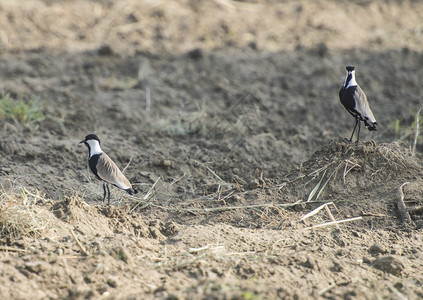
left=300, top=202, right=334, bottom=221
left=69, top=229, right=89, bottom=256
left=0, top=246, right=26, bottom=252
left=121, top=155, right=134, bottom=174
left=304, top=216, right=362, bottom=230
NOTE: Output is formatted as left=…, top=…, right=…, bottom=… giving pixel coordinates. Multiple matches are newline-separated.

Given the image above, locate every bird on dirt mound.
left=339, top=66, right=377, bottom=145
left=80, top=134, right=137, bottom=204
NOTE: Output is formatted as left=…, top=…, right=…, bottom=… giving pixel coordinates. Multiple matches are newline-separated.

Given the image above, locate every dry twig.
left=192, top=160, right=226, bottom=184
left=300, top=202, right=337, bottom=221
left=0, top=246, right=26, bottom=252
left=318, top=283, right=337, bottom=296
left=304, top=216, right=363, bottom=230
left=412, top=107, right=421, bottom=157
left=69, top=229, right=89, bottom=256
left=360, top=212, right=387, bottom=217
left=121, top=155, right=134, bottom=174
left=396, top=182, right=411, bottom=224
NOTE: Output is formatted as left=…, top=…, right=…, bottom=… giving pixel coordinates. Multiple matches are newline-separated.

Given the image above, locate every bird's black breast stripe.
left=88, top=154, right=101, bottom=180
left=339, top=86, right=362, bottom=118
left=344, top=73, right=353, bottom=87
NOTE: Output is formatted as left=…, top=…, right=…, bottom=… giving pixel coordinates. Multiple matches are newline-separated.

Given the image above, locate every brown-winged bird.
left=80, top=134, right=137, bottom=204
left=339, top=66, right=377, bottom=145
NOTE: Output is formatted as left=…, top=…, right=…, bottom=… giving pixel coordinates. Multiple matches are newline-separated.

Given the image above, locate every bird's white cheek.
left=87, top=141, right=103, bottom=156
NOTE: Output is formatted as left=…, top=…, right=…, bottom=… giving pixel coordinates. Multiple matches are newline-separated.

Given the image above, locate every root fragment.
left=395, top=182, right=411, bottom=224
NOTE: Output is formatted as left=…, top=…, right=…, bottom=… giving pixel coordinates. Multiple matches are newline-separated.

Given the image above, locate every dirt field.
left=0, top=0, right=423, bottom=299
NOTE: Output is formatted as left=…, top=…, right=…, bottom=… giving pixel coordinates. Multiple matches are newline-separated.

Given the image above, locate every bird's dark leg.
left=106, top=184, right=111, bottom=205
left=356, top=119, right=361, bottom=146
left=349, top=117, right=359, bottom=142
left=102, top=183, right=107, bottom=202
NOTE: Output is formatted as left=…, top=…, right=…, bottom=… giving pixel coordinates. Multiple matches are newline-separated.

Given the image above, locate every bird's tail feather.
left=126, top=188, right=138, bottom=195
left=365, top=120, right=377, bottom=131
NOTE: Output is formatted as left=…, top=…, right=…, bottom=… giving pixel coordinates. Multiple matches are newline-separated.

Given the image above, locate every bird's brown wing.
left=354, top=85, right=377, bottom=124
left=96, top=153, right=132, bottom=190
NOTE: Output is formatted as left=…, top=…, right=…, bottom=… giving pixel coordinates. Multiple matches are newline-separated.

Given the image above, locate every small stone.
left=107, top=276, right=118, bottom=288
left=351, top=230, right=361, bottom=238
left=97, top=284, right=108, bottom=295
left=84, top=275, right=95, bottom=284
left=248, top=42, right=257, bottom=50
left=362, top=256, right=372, bottom=264
left=331, top=260, right=343, bottom=272
left=24, top=261, right=44, bottom=274
left=55, top=247, right=64, bottom=256
left=394, top=282, right=403, bottom=290
left=372, top=256, right=404, bottom=276
left=186, top=48, right=203, bottom=60
left=98, top=45, right=113, bottom=56
left=162, top=159, right=174, bottom=168
left=369, top=244, right=385, bottom=255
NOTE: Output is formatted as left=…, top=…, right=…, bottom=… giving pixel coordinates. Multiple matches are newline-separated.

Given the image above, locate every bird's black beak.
left=79, top=140, right=85, bottom=144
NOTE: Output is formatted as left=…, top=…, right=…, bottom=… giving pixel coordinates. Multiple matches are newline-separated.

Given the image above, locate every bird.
left=80, top=134, right=137, bottom=204
left=339, top=66, right=377, bottom=145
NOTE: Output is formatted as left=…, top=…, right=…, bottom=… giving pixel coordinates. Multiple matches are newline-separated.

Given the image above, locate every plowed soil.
left=0, top=0, right=423, bottom=299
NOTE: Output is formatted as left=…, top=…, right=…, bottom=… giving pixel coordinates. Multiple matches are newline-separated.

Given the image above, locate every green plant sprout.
left=0, top=92, right=45, bottom=125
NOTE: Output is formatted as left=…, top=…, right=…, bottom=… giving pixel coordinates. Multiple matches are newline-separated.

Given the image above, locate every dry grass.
left=377, top=142, right=421, bottom=170
left=0, top=186, right=50, bottom=239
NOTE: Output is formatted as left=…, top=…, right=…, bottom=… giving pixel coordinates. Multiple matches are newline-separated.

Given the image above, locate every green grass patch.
left=0, top=92, right=45, bottom=125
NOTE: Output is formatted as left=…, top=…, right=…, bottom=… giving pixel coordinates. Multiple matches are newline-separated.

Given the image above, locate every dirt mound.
left=299, top=138, right=422, bottom=200
left=282, top=138, right=423, bottom=228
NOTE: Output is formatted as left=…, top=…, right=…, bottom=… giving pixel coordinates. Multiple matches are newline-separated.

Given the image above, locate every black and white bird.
left=339, top=66, right=377, bottom=145
left=80, top=134, right=137, bottom=204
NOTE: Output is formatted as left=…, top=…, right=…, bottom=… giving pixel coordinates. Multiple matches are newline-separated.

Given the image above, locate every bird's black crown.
left=346, top=66, right=355, bottom=72
left=82, top=134, right=101, bottom=143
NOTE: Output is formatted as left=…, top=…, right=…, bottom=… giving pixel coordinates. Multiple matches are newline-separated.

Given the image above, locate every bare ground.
left=0, top=0, right=423, bottom=299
